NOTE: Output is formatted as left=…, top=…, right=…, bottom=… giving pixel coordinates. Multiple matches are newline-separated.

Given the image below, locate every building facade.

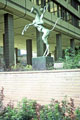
left=0, top=0, right=80, bottom=68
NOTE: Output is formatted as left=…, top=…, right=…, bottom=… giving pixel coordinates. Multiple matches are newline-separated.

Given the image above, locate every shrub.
left=24, top=65, right=33, bottom=71
left=2, top=98, right=37, bottom=120
left=40, top=98, right=75, bottom=120
left=11, top=63, right=24, bottom=71
left=60, top=48, right=80, bottom=69
left=75, top=107, right=80, bottom=120
left=0, top=90, right=80, bottom=120
left=0, top=87, right=4, bottom=110
left=0, top=87, right=6, bottom=120
left=11, top=64, right=33, bottom=71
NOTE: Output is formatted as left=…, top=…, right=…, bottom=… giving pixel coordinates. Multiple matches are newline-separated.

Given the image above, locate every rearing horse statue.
left=22, top=5, right=61, bottom=56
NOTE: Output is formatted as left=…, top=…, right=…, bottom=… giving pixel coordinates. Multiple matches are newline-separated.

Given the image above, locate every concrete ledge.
left=0, top=69, right=80, bottom=74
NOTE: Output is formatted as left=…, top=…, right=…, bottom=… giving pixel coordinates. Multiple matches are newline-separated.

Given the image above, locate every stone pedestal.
left=32, top=56, right=53, bottom=70
left=70, top=39, right=75, bottom=51
left=54, top=63, right=64, bottom=69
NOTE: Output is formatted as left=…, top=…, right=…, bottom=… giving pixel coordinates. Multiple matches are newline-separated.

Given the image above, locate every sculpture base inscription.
left=32, top=56, right=53, bottom=70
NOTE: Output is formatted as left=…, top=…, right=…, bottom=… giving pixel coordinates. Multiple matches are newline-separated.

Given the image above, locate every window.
left=30, top=0, right=37, bottom=5
left=49, top=1, right=54, bottom=12
left=71, top=0, right=78, bottom=10
left=61, top=7, right=67, bottom=20
left=67, top=12, right=72, bottom=24
left=42, top=0, right=51, bottom=8
left=68, top=0, right=79, bottom=10
left=79, top=20, right=80, bottom=28
left=72, top=16, right=79, bottom=27
left=57, top=5, right=61, bottom=17
left=53, top=3, right=57, bottom=17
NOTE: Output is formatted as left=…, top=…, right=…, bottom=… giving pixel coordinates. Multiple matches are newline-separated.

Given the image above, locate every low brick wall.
left=0, top=69, right=80, bottom=106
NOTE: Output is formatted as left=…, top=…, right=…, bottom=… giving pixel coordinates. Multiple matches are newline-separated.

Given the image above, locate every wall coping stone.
left=0, top=69, right=80, bottom=74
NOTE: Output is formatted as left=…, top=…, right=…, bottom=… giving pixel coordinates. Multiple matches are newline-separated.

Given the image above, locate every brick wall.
left=0, top=69, right=80, bottom=106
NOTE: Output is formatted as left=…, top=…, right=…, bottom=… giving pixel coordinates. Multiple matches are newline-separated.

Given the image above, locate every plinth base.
left=32, top=56, right=53, bottom=70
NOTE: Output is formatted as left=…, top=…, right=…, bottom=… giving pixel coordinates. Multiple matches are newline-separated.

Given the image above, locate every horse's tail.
left=50, top=17, right=61, bottom=32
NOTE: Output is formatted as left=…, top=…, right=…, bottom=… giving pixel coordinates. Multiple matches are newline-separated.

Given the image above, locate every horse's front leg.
left=22, top=23, right=33, bottom=35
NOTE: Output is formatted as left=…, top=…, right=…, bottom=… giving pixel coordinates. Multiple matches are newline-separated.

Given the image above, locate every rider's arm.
left=40, top=5, right=48, bottom=20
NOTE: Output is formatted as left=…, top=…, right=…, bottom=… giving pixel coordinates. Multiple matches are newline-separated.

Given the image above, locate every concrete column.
left=54, top=46, right=57, bottom=61
left=57, top=5, right=59, bottom=17
left=56, top=34, right=62, bottom=61
left=36, top=29, right=44, bottom=57
left=26, top=39, right=32, bottom=65
left=79, top=6, right=80, bottom=14
left=70, top=39, right=75, bottom=50
left=3, top=34, right=5, bottom=62
left=15, top=48, right=18, bottom=64
left=4, top=13, right=14, bottom=68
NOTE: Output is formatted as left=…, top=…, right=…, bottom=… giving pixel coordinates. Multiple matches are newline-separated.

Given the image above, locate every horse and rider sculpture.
left=22, top=5, right=61, bottom=56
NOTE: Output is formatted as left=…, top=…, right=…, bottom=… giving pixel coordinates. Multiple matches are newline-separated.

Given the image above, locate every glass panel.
left=39, top=0, right=41, bottom=5
left=53, top=3, right=57, bottom=17
left=49, top=2, right=54, bottom=12
left=34, top=0, right=36, bottom=4
left=58, top=6, right=61, bottom=17
left=67, top=12, right=72, bottom=24
left=46, top=0, right=48, bottom=2
left=79, top=20, right=80, bottom=28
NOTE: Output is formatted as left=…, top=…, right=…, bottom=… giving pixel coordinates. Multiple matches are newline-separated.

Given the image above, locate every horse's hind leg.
left=43, top=44, right=49, bottom=56
left=45, top=44, right=49, bottom=56
left=42, top=33, right=49, bottom=56
left=43, top=47, right=47, bottom=56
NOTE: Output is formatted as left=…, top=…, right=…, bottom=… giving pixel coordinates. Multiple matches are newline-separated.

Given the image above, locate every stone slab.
left=54, top=62, right=64, bottom=69
left=32, top=56, right=53, bottom=70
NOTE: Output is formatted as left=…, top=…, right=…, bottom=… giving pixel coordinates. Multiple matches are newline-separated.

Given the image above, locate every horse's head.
left=30, top=7, right=34, bottom=13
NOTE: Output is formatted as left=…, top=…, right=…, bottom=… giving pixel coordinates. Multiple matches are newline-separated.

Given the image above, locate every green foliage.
left=0, top=88, right=80, bottom=120
left=11, top=63, right=24, bottom=71
left=24, top=65, right=33, bottom=71
left=16, top=98, right=37, bottom=120
left=40, top=98, right=75, bottom=120
left=3, top=106, right=17, bottom=120
left=0, top=87, right=4, bottom=110
left=11, top=64, right=33, bottom=71
left=61, top=48, right=80, bottom=69
left=1, top=98, right=37, bottom=120
left=75, top=107, right=80, bottom=120
left=0, top=87, right=6, bottom=120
